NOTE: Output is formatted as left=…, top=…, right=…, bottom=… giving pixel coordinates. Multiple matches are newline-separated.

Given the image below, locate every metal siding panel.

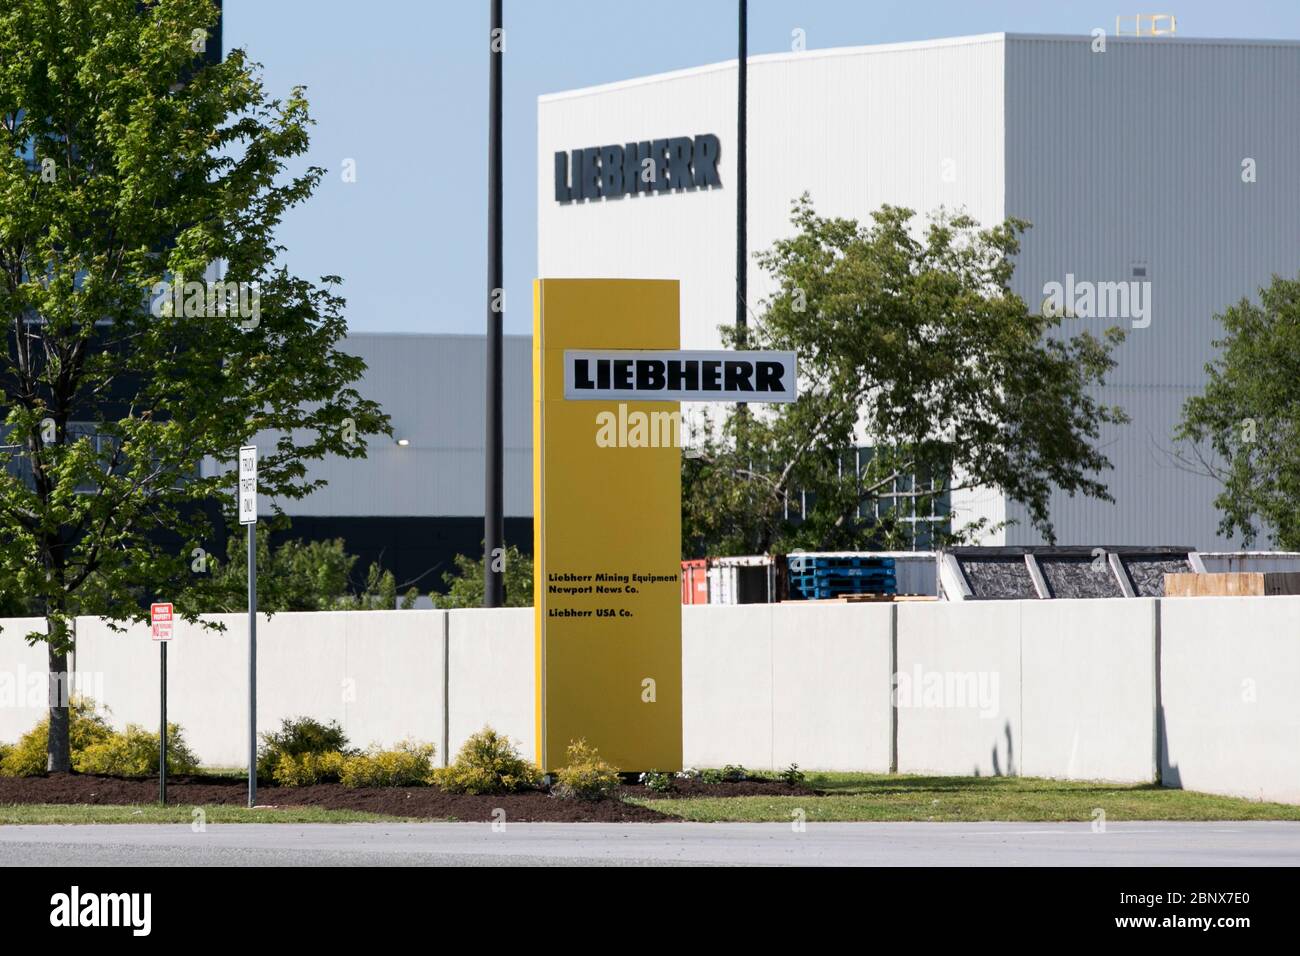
left=539, top=38, right=1006, bottom=353
left=1003, top=36, right=1300, bottom=548
left=273, top=334, right=533, bottom=518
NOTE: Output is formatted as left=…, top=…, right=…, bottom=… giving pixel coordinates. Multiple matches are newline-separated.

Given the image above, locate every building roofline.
left=539, top=31, right=1300, bottom=103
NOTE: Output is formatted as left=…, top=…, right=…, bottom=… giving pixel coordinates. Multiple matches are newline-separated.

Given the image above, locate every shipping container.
left=681, top=559, right=710, bottom=605
left=707, top=555, right=778, bottom=604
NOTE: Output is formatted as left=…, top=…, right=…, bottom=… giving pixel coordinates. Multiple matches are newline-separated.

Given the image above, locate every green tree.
left=1174, top=274, right=1300, bottom=547
left=683, top=197, right=1128, bottom=555
left=435, top=544, right=533, bottom=609
left=0, top=1, right=388, bottom=771
left=204, top=529, right=416, bottom=612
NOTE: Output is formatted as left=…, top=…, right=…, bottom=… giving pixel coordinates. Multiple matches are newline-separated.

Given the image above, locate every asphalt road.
left=3, top=821, right=1299, bottom=866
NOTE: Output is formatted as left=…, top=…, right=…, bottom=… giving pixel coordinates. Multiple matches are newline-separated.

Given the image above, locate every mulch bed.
left=620, top=778, right=819, bottom=799
left=0, top=773, right=818, bottom=822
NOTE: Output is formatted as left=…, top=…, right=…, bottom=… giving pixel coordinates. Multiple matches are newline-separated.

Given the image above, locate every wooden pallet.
left=1165, top=571, right=1300, bottom=597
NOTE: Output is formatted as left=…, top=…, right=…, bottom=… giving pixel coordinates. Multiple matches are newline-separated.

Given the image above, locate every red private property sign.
left=151, top=603, right=173, bottom=642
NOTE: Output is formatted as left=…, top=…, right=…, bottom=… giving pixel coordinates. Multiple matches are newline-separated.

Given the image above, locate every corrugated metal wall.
left=1003, top=35, right=1300, bottom=548
left=230, top=333, right=533, bottom=518
left=538, top=35, right=1006, bottom=351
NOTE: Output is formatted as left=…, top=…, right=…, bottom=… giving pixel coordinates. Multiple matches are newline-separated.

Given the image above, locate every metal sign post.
left=239, top=445, right=258, bottom=808
left=151, top=602, right=173, bottom=805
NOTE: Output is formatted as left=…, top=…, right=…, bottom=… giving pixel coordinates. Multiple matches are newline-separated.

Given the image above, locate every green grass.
left=627, top=772, right=1300, bottom=822
left=0, top=803, right=414, bottom=825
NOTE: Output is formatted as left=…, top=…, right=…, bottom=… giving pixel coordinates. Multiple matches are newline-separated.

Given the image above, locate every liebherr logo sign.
left=564, top=350, right=797, bottom=402
left=554, top=134, right=722, bottom=202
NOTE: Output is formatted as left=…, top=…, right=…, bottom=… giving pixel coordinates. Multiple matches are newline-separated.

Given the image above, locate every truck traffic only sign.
left=150, top=603, right=173, bottom=641
left=238, top=445, right=257, bottom=525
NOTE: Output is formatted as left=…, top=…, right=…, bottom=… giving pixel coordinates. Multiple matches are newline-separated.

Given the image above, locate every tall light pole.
left=736, top=0, right=748, bottom=346
left=484, top=0, right=505, bottom=607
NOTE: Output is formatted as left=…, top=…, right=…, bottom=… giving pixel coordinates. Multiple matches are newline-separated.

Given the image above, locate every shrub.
left=433, top=726, right=541, bottom=794
left=0, top=697, right=114, bottom=777
left=257, top=717, right=350, bottom=781
left=639, top=770, right=673, bottom=793
left=780, top=763, right=805, bottom=786
left=699, top=764, right=749, bottom=784
left=74, top=724, right=200, bottom=776
left=552, top=739, right=621, bottom=801
left=339, top=742, right=436, bottom=788
left=272, top=750, right=346, bottom=787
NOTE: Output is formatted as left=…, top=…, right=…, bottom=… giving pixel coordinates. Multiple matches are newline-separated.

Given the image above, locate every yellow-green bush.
left=0, top=697, right=114, bottom=777
left=552, top=739, right=621, bottom=801
left=433, top=726, right=542, bottom=794
left=272, top=750, right=346, bottom=787
left=257, top=716, right=351, bottom=781
left=339, top=742, right=436, bottom=788
left=74, top=723, right=200, bottom=776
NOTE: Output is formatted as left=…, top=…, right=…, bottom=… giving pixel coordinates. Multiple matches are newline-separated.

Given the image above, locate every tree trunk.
left=46, top=626, right=71, bottom=773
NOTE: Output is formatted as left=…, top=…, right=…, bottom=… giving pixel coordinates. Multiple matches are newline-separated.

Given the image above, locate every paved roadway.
left=2, top=821, right=1299, bottom=866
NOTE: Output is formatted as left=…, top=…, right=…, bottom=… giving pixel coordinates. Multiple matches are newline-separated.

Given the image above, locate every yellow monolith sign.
left=533, top=278, right=682, bottom=772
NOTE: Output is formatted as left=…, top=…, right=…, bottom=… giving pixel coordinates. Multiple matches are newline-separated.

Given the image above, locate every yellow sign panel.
left=533, top=278, right=682, bottom=772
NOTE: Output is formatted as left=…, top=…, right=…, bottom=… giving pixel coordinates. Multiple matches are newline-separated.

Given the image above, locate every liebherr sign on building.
left=553, top=134, right=722, bottom=202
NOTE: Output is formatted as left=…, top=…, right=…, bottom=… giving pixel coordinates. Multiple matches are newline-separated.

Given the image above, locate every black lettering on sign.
left=724, top=361, right=754, bottom=391
left=552, top=133, right=723, bottom=203
left=554, top=151, right=571, bottom=203
left=614, top=359, right=633, bottom=389
left=756, top=361, right=785, bottom=392
left=637, top=360, right=665, bottom=391
left=581, top=146, right=601, bottom=201
left=563, top=352, right=797, bottom=403
left=600, top=144, right=624, bottom=197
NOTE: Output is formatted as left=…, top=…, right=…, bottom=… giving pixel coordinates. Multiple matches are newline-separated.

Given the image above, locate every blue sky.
left=224, top=0, right=1300, bottom=336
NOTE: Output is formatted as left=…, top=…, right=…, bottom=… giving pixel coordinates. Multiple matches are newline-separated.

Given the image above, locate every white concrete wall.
left=445, top=608, right=534, bottom=763
left=682, top=605, right=772, bottom=768
left=1019, top=600, right=1156, bottom=782
left=2, top=600, right=1298, bottom=804
left=68, top=611, right=446, bottom=768
left=896, top=601, right=1022, bottom=777
left=681, top=604, right=893, bottom=771
left=896, top=600, right=1158, bottom=783
left=0, top=618, right=48, bottom=747
left=769, top=603, right=893, bottom=772
left=1160, top=597, right=1300, bottom=804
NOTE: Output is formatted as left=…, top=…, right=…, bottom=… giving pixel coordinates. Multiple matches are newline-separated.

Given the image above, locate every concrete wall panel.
left=1160, top=596, right=1300, bottom=804
left=896, top=601, right=1022, bottom=776
left=1019, top=599, right=1156, bottom=782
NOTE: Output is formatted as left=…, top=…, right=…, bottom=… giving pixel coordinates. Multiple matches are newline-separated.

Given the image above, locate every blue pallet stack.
left=786, top=554, right=897, bottom=600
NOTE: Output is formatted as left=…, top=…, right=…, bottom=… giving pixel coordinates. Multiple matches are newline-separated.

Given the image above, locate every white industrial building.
left=537, top=32, right=1300, bottom=548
